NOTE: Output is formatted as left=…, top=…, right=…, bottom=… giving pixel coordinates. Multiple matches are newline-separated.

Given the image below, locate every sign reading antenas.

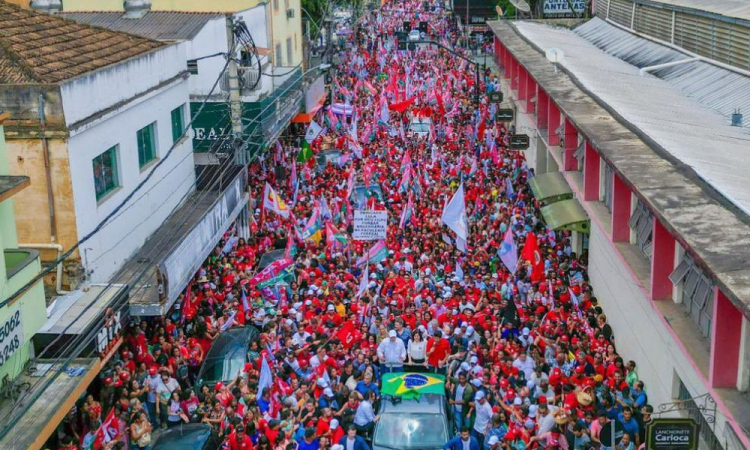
left=353, top=210, right=388, bottom=240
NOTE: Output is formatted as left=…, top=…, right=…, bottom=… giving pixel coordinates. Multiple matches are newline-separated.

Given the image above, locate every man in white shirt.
left=292, top=329, right=311, bottom=346
left=512, top=353, right=536, bottom=381
left=472, top=391, right=493, bottom=449
left=377, top=330, right=406, bottom=373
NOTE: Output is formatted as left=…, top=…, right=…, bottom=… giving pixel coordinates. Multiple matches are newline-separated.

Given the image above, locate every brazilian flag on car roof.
left=381, top=373, right=446, bottom=400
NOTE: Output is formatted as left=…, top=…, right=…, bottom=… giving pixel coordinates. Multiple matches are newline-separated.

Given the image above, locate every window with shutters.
left=573, top=141, right=584, bottom=172
left=287, top=37, right=293, bottom=67
left=629, top=200, right=653, bottom=260
left=93, top=146, right=120, bottom=202
left=171, top=104, right=186, bottom=143
left=276, top=43, right=283, bottom=66
left=669, top=253, right=714, bottom=339
left=137, top=122, right=158, bottom=169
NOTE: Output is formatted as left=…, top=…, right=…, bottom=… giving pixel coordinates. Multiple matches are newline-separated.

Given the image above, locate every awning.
left=0, top=358, right=100, bottom=449
left=540, top=198, right=590, bottom=233
left=529, top=172, right=573, bottom=204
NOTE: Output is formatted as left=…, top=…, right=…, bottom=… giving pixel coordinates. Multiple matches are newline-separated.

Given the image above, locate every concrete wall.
left=60, top=44, right=186, bottom=129
left=66, top=79, right=196, bottom=283
left=6, top=138, right=79, bottom=262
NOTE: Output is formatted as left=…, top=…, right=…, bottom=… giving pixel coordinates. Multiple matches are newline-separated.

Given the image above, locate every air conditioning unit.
left=286, top=8, right=295, bottom=18
left=240, top=66, right=261, bottom=91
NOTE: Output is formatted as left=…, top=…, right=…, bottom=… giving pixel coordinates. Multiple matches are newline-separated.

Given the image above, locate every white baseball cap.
left=475, top=391, right=485, bottom=400
left=388, top=330, right=397, bottom=338
left=488, top=436, right=499, bottom=445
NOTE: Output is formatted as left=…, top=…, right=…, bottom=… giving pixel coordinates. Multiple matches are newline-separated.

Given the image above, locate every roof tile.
left=0, top=1, right=166, bottom=84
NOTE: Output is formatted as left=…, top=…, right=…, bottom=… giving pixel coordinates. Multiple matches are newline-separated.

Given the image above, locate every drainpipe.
left=18, top=243, right=69, bottom=295
left=38, top=95, right=57, bottom=244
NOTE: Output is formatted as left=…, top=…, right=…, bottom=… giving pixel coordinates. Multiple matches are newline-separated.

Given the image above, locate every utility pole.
left=226, top=14, right=245, bottom=165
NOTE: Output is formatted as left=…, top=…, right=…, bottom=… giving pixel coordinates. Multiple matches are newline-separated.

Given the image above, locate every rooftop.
left=0, top=1, right=165, bottom=84
left=57, top=10, right=225, bottom=41
left=489, top=19, right=750, bottom=318
left=632, top=0, right=750, bottom=22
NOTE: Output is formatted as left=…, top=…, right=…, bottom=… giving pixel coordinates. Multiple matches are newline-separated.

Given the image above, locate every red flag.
left=337, top=321, right=360, bottom=349
left=92, top=409, right=119, bottom=450
left=363, top=162, right=374, bottom=188
left=521, top=232, right=544, bottom=282
left=388, top=97, right=416, bottom=113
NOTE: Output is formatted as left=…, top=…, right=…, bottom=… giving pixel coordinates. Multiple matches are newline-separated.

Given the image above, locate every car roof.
left=379, top=393, right=446, bottom=414
left=153, top=423, right=212, bottom=449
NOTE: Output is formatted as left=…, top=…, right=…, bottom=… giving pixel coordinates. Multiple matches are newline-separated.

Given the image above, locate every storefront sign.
left=647, top=419, right=699, bottom=450
left=159, top=169, right=249, bottom=309
left=353, top=210, right=388, bottom=240
left=544, top=0, right=586, bottom=17
left=96, top=308, right=128, bottom=365
left=509, top=134, right=530, bottom=150
left=0, top=305, right=23, bottom=368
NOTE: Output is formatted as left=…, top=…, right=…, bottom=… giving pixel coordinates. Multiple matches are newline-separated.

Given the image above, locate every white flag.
left=441, top=183, right=468, bottom=240
left=357, top=266, right=369, bottom=298
left=258, top=356, right=273, bottom=397
left=263, top=183, right=290, bottom=218
left=305, top=119, right=324, bottom=143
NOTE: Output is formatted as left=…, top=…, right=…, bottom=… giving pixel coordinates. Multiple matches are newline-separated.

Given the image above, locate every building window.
left=93, top=146, right=120, bottom=201
left=573, top=141, right=584, bottom=172
left=669, top=253, right=714, bottom=338
left=286, top=37, right=293, bottom=67
left=137, top=122, right=158, bottom=168
left=603, top=163, right=613, bottom=212
left=677, top=378, right=722, bottom=449
left=273, top=0, right=278, bottom=11
left=171, top=104, right=186, bottom=143
left=275, top=43, right=283, bottom=66
left=629, top=200, right=653, bottom=259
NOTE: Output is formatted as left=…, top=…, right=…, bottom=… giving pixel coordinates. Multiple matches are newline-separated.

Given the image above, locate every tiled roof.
left=57, top=11, right=224, bottom=42
left=0, top=1, right=166, bottom=84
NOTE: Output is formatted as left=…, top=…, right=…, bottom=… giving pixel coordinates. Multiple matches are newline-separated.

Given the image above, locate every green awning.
left=540, top=199, right=590, bottom=233
left=529, top=172, right=573, bottom=204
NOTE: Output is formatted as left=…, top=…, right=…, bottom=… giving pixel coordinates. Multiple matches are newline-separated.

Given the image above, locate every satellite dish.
left=496, top=5, right=504, bottom=17
left=545, top=48, right=564, bottom=63
left=509, top=0, right=531, bottom=13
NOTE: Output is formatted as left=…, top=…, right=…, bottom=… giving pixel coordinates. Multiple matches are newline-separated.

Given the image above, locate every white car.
left=408, top=30, right=421, bottom=42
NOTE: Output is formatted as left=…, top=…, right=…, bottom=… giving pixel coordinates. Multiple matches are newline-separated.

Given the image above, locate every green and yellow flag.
left=298, top=140, right=313, bottom=163
left=381, top=373, right=446, bottom=400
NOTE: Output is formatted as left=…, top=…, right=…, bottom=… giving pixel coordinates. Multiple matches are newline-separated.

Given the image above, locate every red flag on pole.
left=521, top=232, right=544, bottom=282
left=388, top=96, right=416, bottom=113
left=337, top=320, right=360, bottom=349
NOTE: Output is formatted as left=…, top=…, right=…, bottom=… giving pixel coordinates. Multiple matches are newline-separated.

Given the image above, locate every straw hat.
left=577, top=386, right=594, bottom=406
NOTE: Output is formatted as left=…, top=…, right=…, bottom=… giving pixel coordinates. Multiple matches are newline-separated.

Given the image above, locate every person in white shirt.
left=292, top=329, right=311, bottom=346
left=512, top=353, right=536, bottom=381
left=407, top=330, right=427, bottom=365
left=378, top=330, right=406, bottom=373
left=472, top=391, right=493, bottom=449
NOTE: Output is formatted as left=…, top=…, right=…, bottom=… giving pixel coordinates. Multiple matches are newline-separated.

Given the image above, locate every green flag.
left=298, top=140, right=313, bottom=163
left=381, top=373, right=446, bottom=400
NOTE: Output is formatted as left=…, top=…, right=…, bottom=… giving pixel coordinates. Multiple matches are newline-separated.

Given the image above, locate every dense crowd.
left=53, top=2, right=653, bottom=450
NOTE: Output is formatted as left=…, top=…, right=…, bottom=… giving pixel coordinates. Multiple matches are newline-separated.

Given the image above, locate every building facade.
left=491, top=7, right=750, bottom=449
left=0, top=112, right=47, bottom=383
left=0, top=3, right=196, bottom=287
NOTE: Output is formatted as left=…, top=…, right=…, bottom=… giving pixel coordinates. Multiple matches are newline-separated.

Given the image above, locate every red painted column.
left=611, top=174, right=631, bottom=242
left=583, top=141, right=600, bottom=201
left=537, top=89, right=549, bottom=130
left=504, top=49, right=511, bottom=80
left=510, top=58, right=519, bottom=91
left=563, top=118, right=578, bottom=171
left=526, top=75, right=536, bottom=113
left=650, top=219, right=675, bottom=300
left=548, top=101, right=560, bottom=146
left=518, top=66, right=528, bottom=107
left=710, top=288, right=742, bottom=388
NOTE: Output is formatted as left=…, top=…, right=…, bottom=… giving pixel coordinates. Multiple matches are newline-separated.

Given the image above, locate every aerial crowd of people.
left=54, top=1, right=653, bottom=450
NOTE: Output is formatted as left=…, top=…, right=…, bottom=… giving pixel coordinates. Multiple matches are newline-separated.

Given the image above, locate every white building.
left=0, top=2, right=195, bottom=286
left=491, top=2, right=750, bottom=448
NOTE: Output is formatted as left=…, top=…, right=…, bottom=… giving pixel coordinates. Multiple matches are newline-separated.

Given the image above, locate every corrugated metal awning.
left=540, top=199, right=590, bottom=233
left=528, top=172, right=573, bottom=204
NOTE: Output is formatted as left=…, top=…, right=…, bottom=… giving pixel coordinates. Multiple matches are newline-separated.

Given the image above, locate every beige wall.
left=270, top=0, right=303, bottom=66
left=5, top=138, right=79, bottom=262
left=5, top=0, right=30, bottom=9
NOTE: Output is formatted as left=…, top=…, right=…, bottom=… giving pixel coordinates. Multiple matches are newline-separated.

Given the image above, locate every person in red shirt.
left=227, top=425, right=254, bottom=450
left=426, top=329, right=451, bottom=372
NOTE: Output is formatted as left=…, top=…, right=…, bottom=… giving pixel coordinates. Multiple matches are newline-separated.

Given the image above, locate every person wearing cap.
left=338, top=423, right=371, bottom=450
left=226, top=424, right=253, bottom=450
left=297, top=426, right=320, bottom=450
left=472, top=390, right=494, bottom=448
left=485, top=414, right=508, bottom=450
left=377, top=329, right=406, bottom=373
